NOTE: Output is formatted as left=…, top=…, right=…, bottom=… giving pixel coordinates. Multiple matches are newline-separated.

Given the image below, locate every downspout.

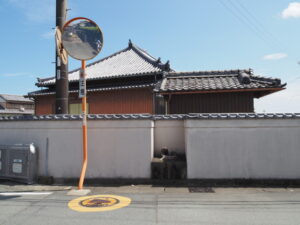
left=152, top=91, right=156, bottom=114
left=153, top=74, right=157, bottom=114
left=165, top=94, right=172, bottom=114
left=164, top=96, right=168, bottom=115
left=168, top=94, right=172, bottom=114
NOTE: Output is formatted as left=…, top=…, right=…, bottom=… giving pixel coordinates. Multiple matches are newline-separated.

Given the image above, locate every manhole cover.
left=79, top=197, right=119, bottom=208
left=68, top=194, right=131, bottom=212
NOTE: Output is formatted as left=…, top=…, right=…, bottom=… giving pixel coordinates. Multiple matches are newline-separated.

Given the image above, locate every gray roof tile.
left=37, top=42, right=171, bottom=86
left=159, top=70, right=285, bottom=92
left=33, top=43, right=285, bottom=96
left=0, top=94, right=33, bottom=103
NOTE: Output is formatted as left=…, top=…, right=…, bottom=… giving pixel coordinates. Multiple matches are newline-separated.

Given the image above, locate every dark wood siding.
left=35, top=96, right=55, bottom=115
left=88, top=89, right=153, bottom=114
left=35, top=90, right=255, bottom=115
left=34, top=88, right=153, bottom=115
left=169, top=92, right=254, bottom=114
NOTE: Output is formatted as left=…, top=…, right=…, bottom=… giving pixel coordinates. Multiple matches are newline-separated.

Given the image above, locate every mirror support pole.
left=55, top=0, right=69, bottom=114
left=78, top=60, right=88, bottom=190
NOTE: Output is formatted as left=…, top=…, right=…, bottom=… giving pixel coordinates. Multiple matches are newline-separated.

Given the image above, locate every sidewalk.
left=1, top=181, right=300, bottom=225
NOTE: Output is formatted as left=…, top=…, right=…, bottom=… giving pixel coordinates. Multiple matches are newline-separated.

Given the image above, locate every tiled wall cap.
left=1, top=113, right=300, bottom=121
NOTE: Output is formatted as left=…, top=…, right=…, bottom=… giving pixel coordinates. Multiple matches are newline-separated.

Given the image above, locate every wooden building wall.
left=35, top=90, right=255, bottom=115
left=169, top=92, right=254, bottom=114
left=88, top=89, right=153, bottom=114
left=34, top=88, right=153, bottom=115
left=5, top=102, right=34, bottom=110
left=35, top=95, right=55, bottom=115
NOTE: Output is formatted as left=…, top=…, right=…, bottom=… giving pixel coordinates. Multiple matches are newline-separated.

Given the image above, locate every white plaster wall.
left=87, top=120, right=153, bottom=178
left=185, top=119, right=300, bottom=179
left=154, top=120, right=185, bottom=156
left=2, top=118, right=300, bottom=180
left=0, top=120, right=154, bottom=178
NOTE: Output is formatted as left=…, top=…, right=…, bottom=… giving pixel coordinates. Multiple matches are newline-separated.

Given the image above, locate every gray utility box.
left=0, top=144, right=38, bottom=184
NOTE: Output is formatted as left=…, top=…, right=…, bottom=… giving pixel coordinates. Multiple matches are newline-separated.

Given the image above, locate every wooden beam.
left=159, top=87, right=285, bottom=98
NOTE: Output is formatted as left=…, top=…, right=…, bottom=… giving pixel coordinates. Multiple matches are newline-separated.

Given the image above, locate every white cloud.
left=255, top=78, right=300, bottom=113
left=7, top=0, right=55, bottom=23
left=281, top=2, right=300, bottom=19
left=263, top=53, right=287, bottom=60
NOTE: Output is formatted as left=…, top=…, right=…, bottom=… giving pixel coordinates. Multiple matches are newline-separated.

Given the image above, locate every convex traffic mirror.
left=62, top=17, right=103, bottom=60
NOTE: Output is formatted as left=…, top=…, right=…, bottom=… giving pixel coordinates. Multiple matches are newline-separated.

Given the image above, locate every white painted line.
left=0, top=192, right=53, bottom=196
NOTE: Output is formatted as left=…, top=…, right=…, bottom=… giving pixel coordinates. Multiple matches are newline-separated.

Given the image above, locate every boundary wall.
left=0, top=113, right=299, bottom=179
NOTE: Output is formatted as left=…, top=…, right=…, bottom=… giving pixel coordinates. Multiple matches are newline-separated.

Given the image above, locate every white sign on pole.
left=57, top=56, right=61, bottom=67
left=79, top=77, right=86, bottom=98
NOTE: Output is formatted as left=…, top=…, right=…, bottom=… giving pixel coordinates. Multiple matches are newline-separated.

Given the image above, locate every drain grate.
left=188, top=187, right=215, bottom=193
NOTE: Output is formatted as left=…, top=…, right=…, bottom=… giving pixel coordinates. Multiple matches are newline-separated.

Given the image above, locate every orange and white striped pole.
left=61, top=17, right=103, bottom=190
left=78, top=60, right=88, bottom=190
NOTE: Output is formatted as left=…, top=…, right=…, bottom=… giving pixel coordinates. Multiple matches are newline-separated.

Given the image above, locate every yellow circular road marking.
left=68, top=194, right=131, bottom=212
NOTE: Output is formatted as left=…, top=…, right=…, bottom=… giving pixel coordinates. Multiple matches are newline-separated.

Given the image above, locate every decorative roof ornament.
left=164, top=60, right=170, bottom=71
left=238, top=71, right=251, bottom=84
left=128, top=39, right=133, bottom=48
left=249, top=68, right=254, bottom=75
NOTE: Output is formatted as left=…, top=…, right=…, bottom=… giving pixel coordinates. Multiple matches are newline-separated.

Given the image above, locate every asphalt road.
left=63, top=40, right=98, bottom=59
left=0, top=185, right=300, bottom=225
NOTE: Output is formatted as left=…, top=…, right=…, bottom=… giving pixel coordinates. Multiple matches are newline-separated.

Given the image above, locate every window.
left=69, top=103, right=89, bottom=114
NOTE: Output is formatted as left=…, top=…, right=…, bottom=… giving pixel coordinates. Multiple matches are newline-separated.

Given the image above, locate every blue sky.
left=0, top=0, right=299, bottom=112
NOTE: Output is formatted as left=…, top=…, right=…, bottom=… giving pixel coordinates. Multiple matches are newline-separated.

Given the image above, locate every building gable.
left=36, top=40, right=171, bottom=87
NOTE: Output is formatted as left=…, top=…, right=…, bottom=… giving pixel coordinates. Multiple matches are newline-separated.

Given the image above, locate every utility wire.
left=230, top=0, right=288, bottom=52
left=232, top=0, right=300, bottom=81
left=218, top=0, right=293, bottom=54
left=233, top=0, right=300, bottom=65
left=218, top=0, right=278, bottom=52
left=218, top=0, right=300, bottom=82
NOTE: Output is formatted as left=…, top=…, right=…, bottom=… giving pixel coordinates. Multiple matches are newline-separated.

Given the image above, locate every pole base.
left=67, top=189, right=91, bottom=196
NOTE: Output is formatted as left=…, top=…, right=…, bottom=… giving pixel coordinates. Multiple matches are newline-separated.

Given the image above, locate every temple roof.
left=30, top=41, right=285, bottom=98
left=157, top=70, right=286, bottom=97
left=37, top=40, right=171, bottom=87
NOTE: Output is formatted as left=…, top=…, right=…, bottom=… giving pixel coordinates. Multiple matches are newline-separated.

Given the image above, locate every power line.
left=218, top=0, right=281, bottom=52
left=218, top=0, right=300, bottom=83
left=217, top=0, right=269, bottom=47
left=230, top=0, right=287, bottom=52
left=233, top=0, right=300, bottom=65
left=229, top=0, right=300, bottom=79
